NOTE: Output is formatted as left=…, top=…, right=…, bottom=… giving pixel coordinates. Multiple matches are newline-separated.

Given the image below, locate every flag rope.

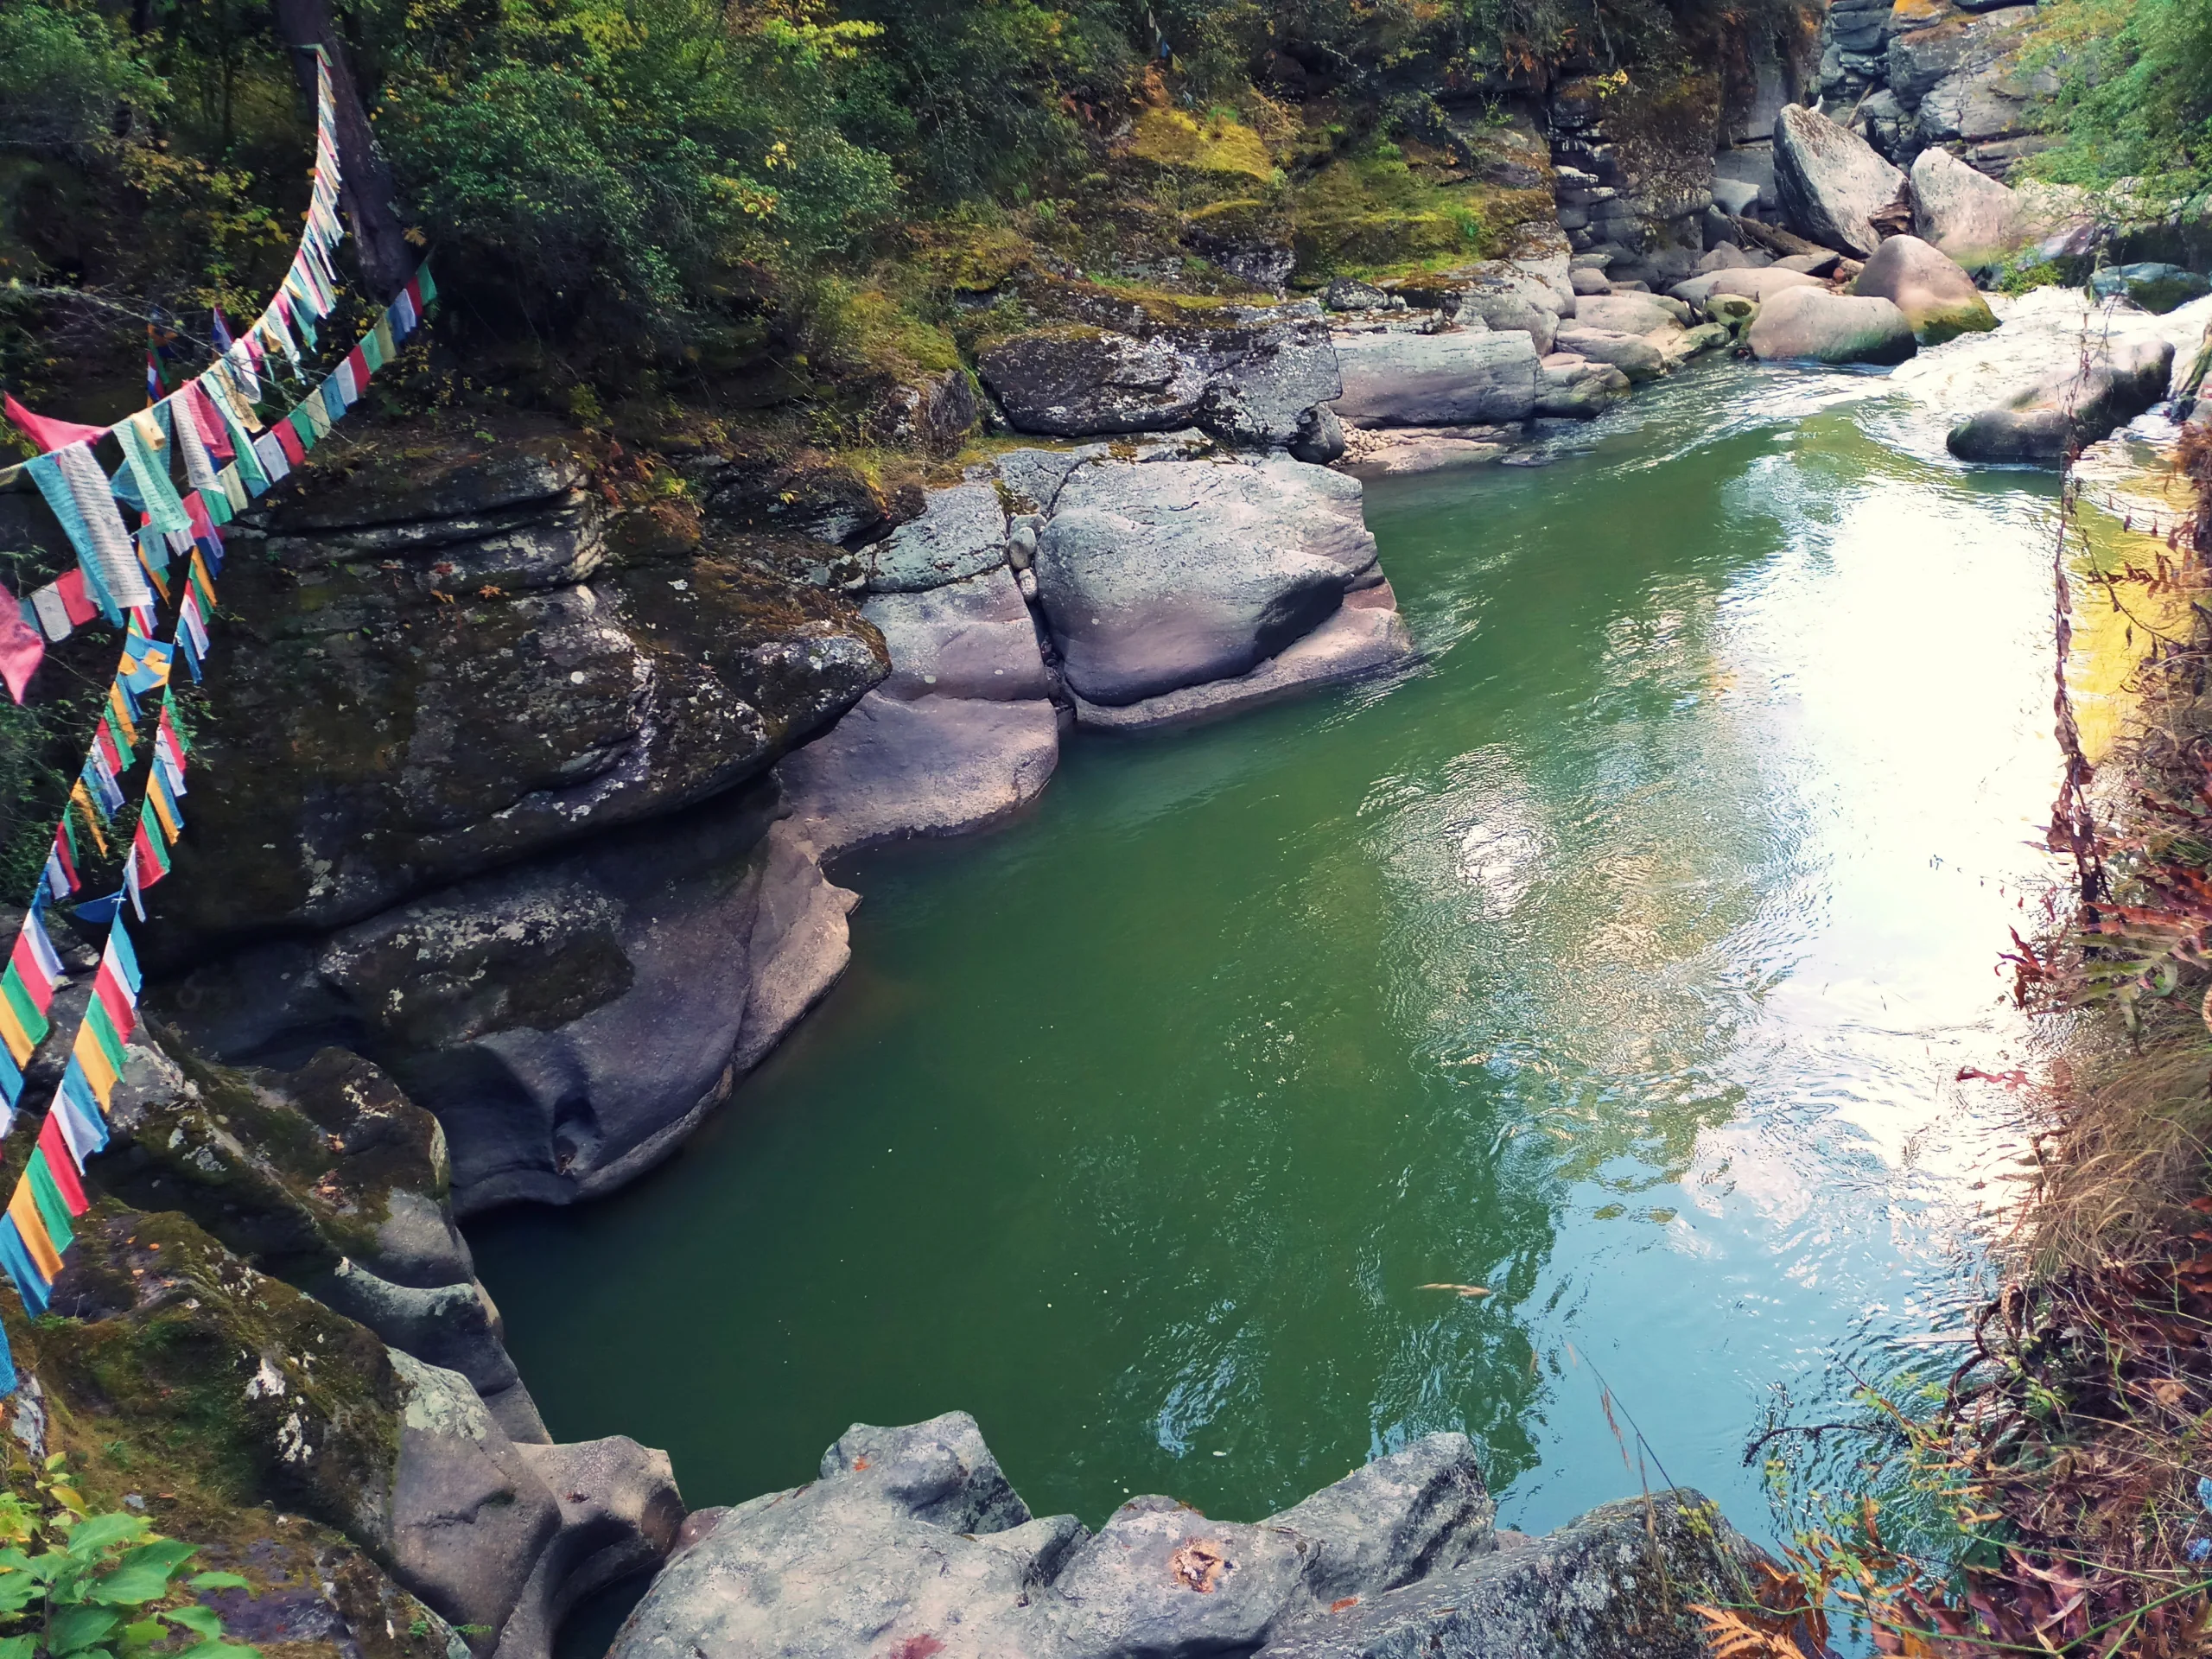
left=0, top=47, right=437, bottom=1393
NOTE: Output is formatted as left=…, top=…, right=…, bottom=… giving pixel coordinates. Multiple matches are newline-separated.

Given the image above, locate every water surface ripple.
left=474, top=360, right=2065, bottom=1541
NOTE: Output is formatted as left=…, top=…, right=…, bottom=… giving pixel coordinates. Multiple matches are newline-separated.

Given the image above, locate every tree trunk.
left=267, top=0, right=415, bottom=301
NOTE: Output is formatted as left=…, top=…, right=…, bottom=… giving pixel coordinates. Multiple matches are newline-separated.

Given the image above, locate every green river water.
left=473, top=359, right=2067, bottom=1560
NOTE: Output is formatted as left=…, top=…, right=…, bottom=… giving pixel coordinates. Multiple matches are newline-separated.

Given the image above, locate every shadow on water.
left=473, top=359, right=2066, bottom=1559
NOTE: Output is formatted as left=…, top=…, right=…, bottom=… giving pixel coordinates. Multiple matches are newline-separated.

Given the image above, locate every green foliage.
left=0, top=3, right=167, bottom=157
left=361, top=0, right=899, bottom=338
left=2024, top=0, right=2212, bottom=205
left=0, top=1457, right=254, bottom=1659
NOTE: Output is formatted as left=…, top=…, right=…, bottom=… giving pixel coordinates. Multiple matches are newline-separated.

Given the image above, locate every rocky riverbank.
left=1, top=16, right=2208, bottom=1651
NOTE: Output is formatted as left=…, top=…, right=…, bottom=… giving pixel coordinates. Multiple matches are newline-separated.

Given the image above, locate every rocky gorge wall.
left=7, top=23, right=2210, bottom=1654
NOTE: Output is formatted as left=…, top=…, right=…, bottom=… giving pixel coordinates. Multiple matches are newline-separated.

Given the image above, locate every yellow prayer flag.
left=72, top=1023, right=118, bottom=1105
left=0, top=1000, right=34, bottom=1067
left=9, top=1183, right=60, bottom=1281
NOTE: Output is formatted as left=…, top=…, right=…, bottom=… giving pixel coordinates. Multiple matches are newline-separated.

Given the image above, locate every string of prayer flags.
left=0, top=906, right=62, bottom=1114
left=0, top=919, right=136, bottom=1314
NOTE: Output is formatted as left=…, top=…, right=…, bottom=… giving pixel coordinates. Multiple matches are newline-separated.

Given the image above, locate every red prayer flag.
left=345, top=346, right=371, bottom=388
left=0, top=583, right=44, bottom=704
left=52, top=570, right=96, bottom=626
left=92, top=968, right=134, bottom=1043
left=272, top=421, right=306, bottom=466
left=183, top=382, right=232, bottom=460
left=3, top=393, right=105, bottom=454
left=33, top=1118, right=86, bottom=1214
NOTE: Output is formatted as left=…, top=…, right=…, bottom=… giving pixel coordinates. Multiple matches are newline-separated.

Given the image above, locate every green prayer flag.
left=25, top=1156, right=74, bottom=1256
left=1, top=969, right=48, bottom=1048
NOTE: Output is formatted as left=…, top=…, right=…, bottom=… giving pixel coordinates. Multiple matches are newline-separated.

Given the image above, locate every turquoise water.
left=474, top=360, right=2064, bottom=1546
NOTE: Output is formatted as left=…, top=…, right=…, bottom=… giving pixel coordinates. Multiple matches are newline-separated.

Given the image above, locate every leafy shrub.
left=2024, top=0, right=2212, bottom=205
left=0, top=1455, right=254, bottom=1659
left=0, top=2, right=167, bottom=156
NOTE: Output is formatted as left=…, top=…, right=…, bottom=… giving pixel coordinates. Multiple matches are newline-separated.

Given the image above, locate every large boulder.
left=1329, top=330, right=1540, bottom=426
left=1772, top=103, right=1908, bottom=256
left=779, top=563, right=1058, bottom=856
left=1853, top=233, right=1998, bottom=342
left=1948, top=336, right=2178, bottom=462
left=153, top=429, right=887, bottom=949
left=1910, top=146, right=2031, bottom=267
left=164, top=777, right=856, bottom=1216
left=1034, top=454, right=1382, bottom=705
left=1535, top=354, right=1634, bottom=416
left=1571, top=292, right=1692, bottom=335
left=1552, top=326, right=1667, bottom=382
left=1747, top=284, right=1917, bottom=363
left=977, top=308, right=1342, bottom=445
left=609, top=1414, right=1760, bottom=1659
left=609, top=1413, right=1071, bottom=1659
left=1452, top=255, right=1575, bottom=355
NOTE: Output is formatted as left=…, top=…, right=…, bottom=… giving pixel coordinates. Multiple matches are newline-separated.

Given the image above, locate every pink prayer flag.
left=0, top=583, right=44, bottom=703
left=3, top=393, right=105, bottom=454
left=184, top=383, right=233, bottom=460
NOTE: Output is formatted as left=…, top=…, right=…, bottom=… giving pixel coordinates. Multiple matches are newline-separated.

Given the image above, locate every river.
left=471, top=358, right=2067, bottom=1570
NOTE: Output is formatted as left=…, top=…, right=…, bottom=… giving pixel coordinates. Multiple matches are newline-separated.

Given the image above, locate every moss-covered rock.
left=143, top=420, right=887, bottom=950
left=21, top=1201, right=678, bottom=1657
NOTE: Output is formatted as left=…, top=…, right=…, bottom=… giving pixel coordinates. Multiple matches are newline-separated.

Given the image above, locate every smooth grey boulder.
left=1747, top=284, right=1917, bottom=364
left=1535, top=354, right=1633, bottom=416
left=498, top=1438, right=686, bottom=1659
left=1772, top=103, right=1907, bottom=256
left=978, top=310, right=1342, bottom=445
left=1853, top=233, right=1998, bottom=341
left=866, top=483, right=1008, bottom=592
left=1055, top=1497, right=1314, bottom=1657
left=779, top=692, right=1059, bottom=855
left=780, top=561, right=1058, bottom=853
left=1254, top=1491, right=1764, bottom=1659
left=169, top=779, right=856, bottom=1216
left=1571, top=292, right=1690, bottom=335
left=1694, top=242, right=1753, bottom=273
left=1265, top=1432, right=1498, bottom=1607
left=864, top=566, right=1052, bottom=702
left=1570, top=267, right=1612, bottom=295
left=1453, top=261, right=1572, bottom=354
left=321, top=1263, right=522, bottom=1406
left=820, top=1414, right=1035, bottom=1533
left=1553, top=326, right=1667, bottom=382
left=388, top=1352, right=566, bottom=1646
left=1910, top=148, right=2025, bottom=267
left=1069, top=584, right=1414, bottom=731
left=1910, top=149, right=2025, bottom=270
left=1035, top=454, right=1378, bottom=705
left=1671, top=267, right=1824, bottom=308
left=1289, top=404, right=1348, bottom=464
left=1712, top=176, right=1762, bottom=218
left=1948, top=335, right=2178, bottom=462
left=1329, top=331, right=1540, bottom=426
left=609, top=1413, right=1072, bottom=1659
